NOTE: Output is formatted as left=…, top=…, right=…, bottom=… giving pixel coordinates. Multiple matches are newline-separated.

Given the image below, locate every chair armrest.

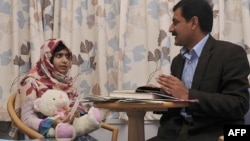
left=7, top=93, right=44, bottom=139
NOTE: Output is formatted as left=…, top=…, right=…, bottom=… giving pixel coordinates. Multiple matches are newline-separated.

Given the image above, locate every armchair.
left=7, top=92, right=118, bottom=141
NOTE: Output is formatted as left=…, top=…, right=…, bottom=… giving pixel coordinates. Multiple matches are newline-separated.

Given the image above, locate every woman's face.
left=52, top=49, right=71, bottom=75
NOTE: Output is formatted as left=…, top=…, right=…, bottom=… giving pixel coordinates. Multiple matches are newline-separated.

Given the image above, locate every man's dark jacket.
left=155, top=35, right=250, bottom=141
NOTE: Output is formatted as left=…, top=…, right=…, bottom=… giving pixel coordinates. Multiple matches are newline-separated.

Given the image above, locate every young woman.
left=15, top=38, right=105, bottom=141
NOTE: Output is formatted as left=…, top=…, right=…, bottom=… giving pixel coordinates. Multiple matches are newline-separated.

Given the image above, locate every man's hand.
left=156, top=74, right=189, bottom=100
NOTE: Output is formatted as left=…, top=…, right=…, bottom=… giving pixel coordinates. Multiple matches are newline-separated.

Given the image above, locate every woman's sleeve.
left=21, top=99, right=43, bottom=131
left=19, top=78, right=53, bottom=135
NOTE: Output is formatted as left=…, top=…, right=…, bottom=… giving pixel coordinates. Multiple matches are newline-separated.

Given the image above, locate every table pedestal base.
left=127, top=111, right=146, bottom=141
left=94, top=101, right=188, bottom=141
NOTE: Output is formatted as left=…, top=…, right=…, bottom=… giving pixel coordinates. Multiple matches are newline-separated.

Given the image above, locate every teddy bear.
left=33, top=89, right=104, bottom=140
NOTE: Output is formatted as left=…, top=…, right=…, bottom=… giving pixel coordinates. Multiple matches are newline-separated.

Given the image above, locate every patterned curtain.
left=0, top=0, right=250, bottom=121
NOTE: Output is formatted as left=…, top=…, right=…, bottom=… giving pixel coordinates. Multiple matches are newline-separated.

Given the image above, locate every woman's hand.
left=52, top=116, right=71, bottom=128
left=52, top=107, right=81, bottom=127
left=66, top=107, right=81, bottom=122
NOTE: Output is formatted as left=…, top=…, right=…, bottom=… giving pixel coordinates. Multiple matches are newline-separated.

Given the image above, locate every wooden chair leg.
left=101, top=122, right=118, bottom=141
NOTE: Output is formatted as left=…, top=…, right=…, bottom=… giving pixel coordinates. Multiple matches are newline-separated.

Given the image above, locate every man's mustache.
left=172, top=31, right=177, bottom=36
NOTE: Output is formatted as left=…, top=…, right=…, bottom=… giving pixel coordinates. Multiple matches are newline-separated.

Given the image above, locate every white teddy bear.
left=34, top=89, right=102, bottom=140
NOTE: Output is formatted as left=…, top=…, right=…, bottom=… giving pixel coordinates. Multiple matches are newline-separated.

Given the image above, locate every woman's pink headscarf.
left=15, top=39, right=77, bottom=111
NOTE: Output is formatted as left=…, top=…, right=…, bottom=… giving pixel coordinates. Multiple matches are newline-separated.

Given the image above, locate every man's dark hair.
left=173, top=0, right=213, bottom=33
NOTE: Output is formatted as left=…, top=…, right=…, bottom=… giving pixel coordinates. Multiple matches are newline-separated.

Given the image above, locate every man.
left=148, top=0, right=250, bottom=141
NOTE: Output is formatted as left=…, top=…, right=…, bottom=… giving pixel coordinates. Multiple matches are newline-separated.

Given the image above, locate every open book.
left=110, top=86, right=199, bottom=103
left=82, top=86, right=199, bottom=103
left=110, top=86, right=179, bottom=100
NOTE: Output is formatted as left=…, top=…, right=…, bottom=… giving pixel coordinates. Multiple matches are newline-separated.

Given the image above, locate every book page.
left=110, top=92, right=153, bottom=99
left=112, top=89, right=136, bottom=93
left=69, top=94, right=82, bottom=120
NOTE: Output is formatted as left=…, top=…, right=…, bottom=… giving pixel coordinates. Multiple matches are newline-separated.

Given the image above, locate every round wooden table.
left=94, top=101, right=189, bottom=141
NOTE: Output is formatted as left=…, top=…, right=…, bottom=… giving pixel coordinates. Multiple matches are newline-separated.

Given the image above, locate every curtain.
left=0, top=0, right=250, bottom=121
